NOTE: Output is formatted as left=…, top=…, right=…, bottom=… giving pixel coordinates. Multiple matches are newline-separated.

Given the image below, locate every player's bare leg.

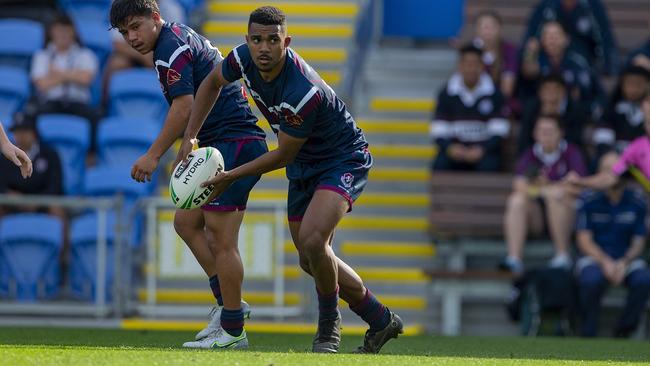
left=292, top=189, right=402, bottom=353
left=193, top=209, right=248, bottom=349
left=174, top=209, right=250, bottom=345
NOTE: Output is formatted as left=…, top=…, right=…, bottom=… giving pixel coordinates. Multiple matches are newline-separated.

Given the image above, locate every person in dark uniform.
left=109, top=0, right=266, bottom=348
left=178, top=6, right=403, bottom=354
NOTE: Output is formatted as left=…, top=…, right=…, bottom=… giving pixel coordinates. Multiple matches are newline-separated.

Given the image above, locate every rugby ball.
left=170, top=147, right=224, bottom=209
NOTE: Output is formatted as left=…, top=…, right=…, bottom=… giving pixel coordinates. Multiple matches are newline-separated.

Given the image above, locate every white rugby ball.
left=170, top=147, right=224, bottom=209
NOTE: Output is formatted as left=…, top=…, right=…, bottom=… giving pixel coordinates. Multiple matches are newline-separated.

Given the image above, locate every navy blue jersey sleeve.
left=279, top=87, right=322, bottom=138
left=221, top=45, right=247, bottom=83
left=155, top=36, right=194, bottom=99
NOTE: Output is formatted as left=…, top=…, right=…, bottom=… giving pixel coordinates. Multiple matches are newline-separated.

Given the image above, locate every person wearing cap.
left=0, top=121, right=32, bottom=179
left=0, top=115, right=63, bottom=215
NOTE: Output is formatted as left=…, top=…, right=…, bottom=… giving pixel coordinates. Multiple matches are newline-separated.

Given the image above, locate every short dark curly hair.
left=248, top=6, right=286, bottom=29
left=110, top=0, right=160, bottom=29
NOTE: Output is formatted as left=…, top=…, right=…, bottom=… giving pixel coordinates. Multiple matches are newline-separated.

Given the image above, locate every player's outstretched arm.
left=174, top=61, right=229, bottom=166
left=0, top=122, right=32, bottom=178
left=131, top=94, right=194, bottom=183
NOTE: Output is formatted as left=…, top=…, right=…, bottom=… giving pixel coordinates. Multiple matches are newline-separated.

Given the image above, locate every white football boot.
left=183, top=328, right=248, bottom=350
left=194, top=300, right=251, bottom=340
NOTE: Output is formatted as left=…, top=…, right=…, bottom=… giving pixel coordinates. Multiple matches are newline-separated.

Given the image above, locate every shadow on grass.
left=1, top=327, right=650, bottom=362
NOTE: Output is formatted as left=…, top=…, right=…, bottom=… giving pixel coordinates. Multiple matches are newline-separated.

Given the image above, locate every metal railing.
left=0, top=194, right=126, bottom=318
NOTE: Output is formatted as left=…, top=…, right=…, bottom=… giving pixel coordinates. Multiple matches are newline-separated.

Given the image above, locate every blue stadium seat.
left=0, top=66, right=30, bottom=123
left=37, top=114, right=90, bottom=195
left=108, top=69, right=168, bottom=121
left=84, top=165, right=151, bottom=247
left=0, top=19, right=44, bottom=70
left=69, top=212, right=116, bottom=302
left=0, top=214, right=63, bottom=301
left=97, top=117, right=159, bottom=168
left=59, top=0, right=112, bottom=24
left=74, top=20, right=113, bottom=106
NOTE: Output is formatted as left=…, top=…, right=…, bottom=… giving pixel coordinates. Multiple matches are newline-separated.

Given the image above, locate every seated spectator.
left=568, top=89, right=650, bottom=190
left=576, top=152, right=650, bottom=337
left=500, top=115, right=587, bottom=274
left=520, top=21, right=605, bottom=119
left=471, top=10, right=518, bottom=106
left=626, top=38, right=650, bottom=72
left=0, top=114, right=63, bottom=215
left=431, top=44, right=509, bottom=172
left=523, top=0, right=618, bottom=76
left=518, top=74, right=589, bottom=154
left=592, top=66, right=650, bottom=157
left=28, top=14, right=100, bottom=151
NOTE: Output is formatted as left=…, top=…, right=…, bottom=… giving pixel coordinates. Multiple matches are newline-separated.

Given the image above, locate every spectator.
left=523, top=0, right=618, bottom=76
left=576, top=152, right=650, bottom=337
left=500, top=115, right=587, bottom=274
left=431, top=44, right=509, bottom=172
left=626, top=38, right=650, bottom=72
left=518, top=74, right=589, bottom=154
left=471, top=10, right=518, bottom=104
left=592, top=66, right=650, bottom=157
left=0, top=114, right=63, bottom=215
left=520, top=21, right=605, bottom=119
left=567, top=89, right=650, bottom=191
left=28, top=14, right=100, bottom=151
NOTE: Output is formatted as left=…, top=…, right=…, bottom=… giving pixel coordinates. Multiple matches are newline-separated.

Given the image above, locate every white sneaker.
left=183, top=328, right=248, bottom=350
left=548, top=253, right=572, bottom=270
left=194, top=300, right=251, bottom=340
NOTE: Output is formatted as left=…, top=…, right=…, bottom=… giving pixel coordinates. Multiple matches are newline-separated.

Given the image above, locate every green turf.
left=1, top=327, right=650, bottom=365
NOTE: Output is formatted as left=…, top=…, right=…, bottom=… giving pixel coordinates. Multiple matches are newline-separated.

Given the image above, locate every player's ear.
left=245, top=34, right=250, bottom=44
left=284, top=35, right=292, bottom=48
left=152, top=11, right=161, bottom=23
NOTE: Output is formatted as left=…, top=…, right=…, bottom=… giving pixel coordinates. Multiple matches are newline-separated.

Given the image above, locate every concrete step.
left=203, top=21, right=353, bottom=38
left=208, top=1, right=359, bottom=19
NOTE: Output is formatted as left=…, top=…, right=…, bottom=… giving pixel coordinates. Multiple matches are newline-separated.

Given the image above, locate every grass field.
left=2, top=327, right=650, bottom=365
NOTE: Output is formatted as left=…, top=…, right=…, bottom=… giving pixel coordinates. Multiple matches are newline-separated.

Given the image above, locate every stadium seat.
left=0, top=66, right=30, bottom=123
left=69, top=212, right=117, bottom=302
left=0, top=19, right=44, bottom=70
left=97, top=117, right=159, bottom=168
left=0, top=213, right=63, bottom=301
left=37, top=114, right=90, bottom=195
left=84, top=165, right=151, bottom=247
left=59, top=0, right=111, bottom=24
left=74, top=20, right=113, bottom=106
left=108, top=69, right=168, bottom=121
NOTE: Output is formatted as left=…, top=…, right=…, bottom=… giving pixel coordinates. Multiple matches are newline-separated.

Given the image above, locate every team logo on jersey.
left=167, top=69, right=181, bottom=85
left=286, top=114, right=304, bottom=127
left=341, top=173, right=354, bottom=188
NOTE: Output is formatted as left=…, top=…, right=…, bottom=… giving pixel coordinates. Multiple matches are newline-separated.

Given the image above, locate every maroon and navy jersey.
left=153, top=23, right=264, bottom=144
left=221, top=44, right=367, bottom=163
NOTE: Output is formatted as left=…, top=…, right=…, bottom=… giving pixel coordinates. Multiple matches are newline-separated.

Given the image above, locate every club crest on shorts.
left=340, top=172, right=354, bottom=188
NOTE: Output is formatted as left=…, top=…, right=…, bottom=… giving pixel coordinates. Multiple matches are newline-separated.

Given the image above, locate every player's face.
left=534, top=118, right=562, bottom=151
left=246, top=23, right=291, bottom=73
left=458, top=53, right=483, bottom=88
left=117, top=13, right=162, bottom=54
left=541, top=23, right=568, bottom=58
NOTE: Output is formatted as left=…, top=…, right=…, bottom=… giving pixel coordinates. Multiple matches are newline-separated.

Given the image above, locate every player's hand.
left=1, top=142, right=32, bottom=178
left=131, top=152, right=159, bottom=183
left=612, top=259, right=627, bottom=286
left=200, top=170, right=234, bottom=202
left=173, top=139, right=194, bottom=170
